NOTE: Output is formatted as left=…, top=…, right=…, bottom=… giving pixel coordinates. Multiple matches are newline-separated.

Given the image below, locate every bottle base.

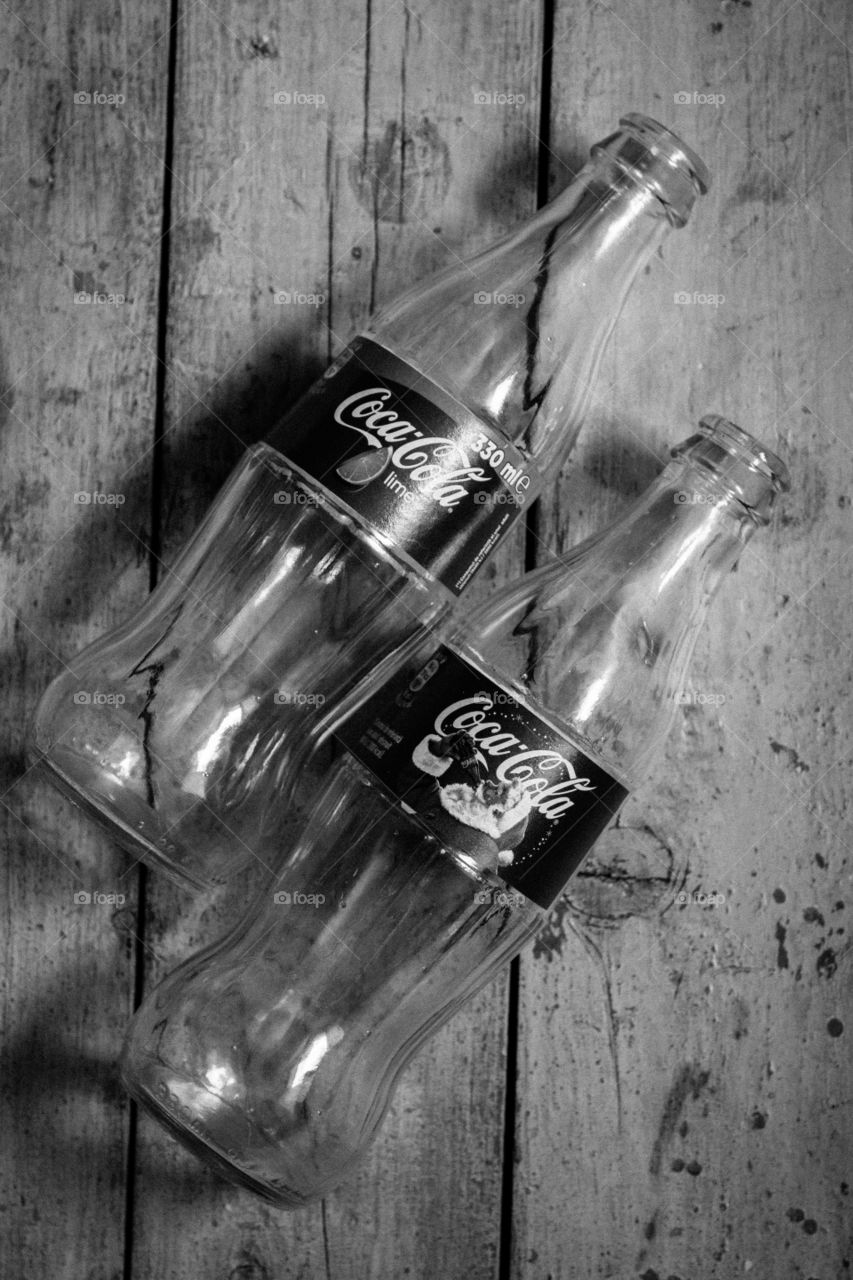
left=125, top=1072, right=320, bottom=1210
left=32, top=748, right=213, bottom=892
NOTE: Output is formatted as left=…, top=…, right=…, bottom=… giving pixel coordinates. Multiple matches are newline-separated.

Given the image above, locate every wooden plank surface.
left=2, top=1, right=850, bottom=1278
left=127, top=2, right=542, bottom=1278
left=513, top=3, right=853, bottom=1278
left=0, top=3, right=169, bottom=1277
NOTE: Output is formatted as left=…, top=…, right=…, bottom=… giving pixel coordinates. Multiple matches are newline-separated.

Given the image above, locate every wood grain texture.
left=0, top=2, right=169, bottom=1277
left=127, top=2, right=542, bottom=1278
left=4, top=1, right=851, bottom=1277
left=512, top=3, right=853, bottom=1278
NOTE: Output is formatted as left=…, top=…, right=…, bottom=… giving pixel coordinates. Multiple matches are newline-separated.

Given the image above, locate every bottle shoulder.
left=360, top=332, right=540, bottom=472
left=451, top=639, right=633, bottom=789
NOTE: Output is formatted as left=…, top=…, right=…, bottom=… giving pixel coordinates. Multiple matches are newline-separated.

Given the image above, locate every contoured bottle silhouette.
left=121, top=415, right=788, bottom=1205
left=32, top=115, right=708, bottom=887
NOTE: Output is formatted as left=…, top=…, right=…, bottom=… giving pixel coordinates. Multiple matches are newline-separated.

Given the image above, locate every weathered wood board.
left=129, top=2, right=540, bottom=1278
left=1, top=1, right=850, bottom=1277
left=514, top=3, right=853, bottom=1278
left=0, top=4, right=169, bottom=1277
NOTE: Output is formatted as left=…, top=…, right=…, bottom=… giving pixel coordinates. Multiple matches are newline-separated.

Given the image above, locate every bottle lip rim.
left=693, top=413, right=790, bottom=492
left=599, top=112, right=711, bottom=197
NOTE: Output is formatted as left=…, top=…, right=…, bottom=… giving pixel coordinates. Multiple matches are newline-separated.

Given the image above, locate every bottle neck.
left=569, top=453, right=760, bottom=609
left=464, top=448, right=771, bottom=786
left=508, top=157, right=676, bottom=471
left=368, top=131, right=704, bottom=476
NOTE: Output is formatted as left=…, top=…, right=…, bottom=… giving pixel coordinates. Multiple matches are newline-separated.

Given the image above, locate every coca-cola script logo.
left=334, top=387, right=491, bottom=510
left=420, top=694, right=597, bottom=818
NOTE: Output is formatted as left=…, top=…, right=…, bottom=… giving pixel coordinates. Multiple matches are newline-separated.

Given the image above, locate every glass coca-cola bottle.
left=31, top=115, right=708, bottom=887
left=120, top=415, right=788, bottom=1205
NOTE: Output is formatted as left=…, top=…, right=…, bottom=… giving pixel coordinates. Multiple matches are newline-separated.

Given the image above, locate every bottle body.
left=120, top=416, right=788, bottom=1204
left=123, top=748, right=544, bottom=1204
left=30, top=327, right=548, bottom=886
left=118, top=632, right=629, bottom=1205
left=32, top=441, right=447, bottom=885
left=122, top=620, right=620, bottom=1204
left=31, top=115, right=708, bottom=886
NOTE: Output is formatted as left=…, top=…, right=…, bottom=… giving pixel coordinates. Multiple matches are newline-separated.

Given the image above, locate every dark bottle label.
left=336, top=646, right=628, bottom=910
left=265, top=338, right=538, bottom=595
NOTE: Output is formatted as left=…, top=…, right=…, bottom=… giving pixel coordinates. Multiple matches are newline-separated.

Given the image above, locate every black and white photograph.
left=1, top=1, right=850, bottom=1276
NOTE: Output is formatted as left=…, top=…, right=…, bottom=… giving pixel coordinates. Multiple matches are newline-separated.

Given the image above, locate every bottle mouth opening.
left=670, top=414, right=791, bottom=523
left=695, top=414, right=790, bottom=492
left=619, top=113, right=711, bottom=194
left=590, top=113, right=710, bottom=225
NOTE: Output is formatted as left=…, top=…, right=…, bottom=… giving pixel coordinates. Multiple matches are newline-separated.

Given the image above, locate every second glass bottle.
left=121, top=415, right=789, bottom=1205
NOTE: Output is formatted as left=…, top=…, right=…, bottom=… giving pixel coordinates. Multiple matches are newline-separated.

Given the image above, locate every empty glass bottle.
left=120, top=414, right=788, bottom=1205
left=31, top=114, right=708, bottom=887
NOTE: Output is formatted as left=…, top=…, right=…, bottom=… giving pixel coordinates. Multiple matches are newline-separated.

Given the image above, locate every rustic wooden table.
left=2, top=1, right=851, bottom=1277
